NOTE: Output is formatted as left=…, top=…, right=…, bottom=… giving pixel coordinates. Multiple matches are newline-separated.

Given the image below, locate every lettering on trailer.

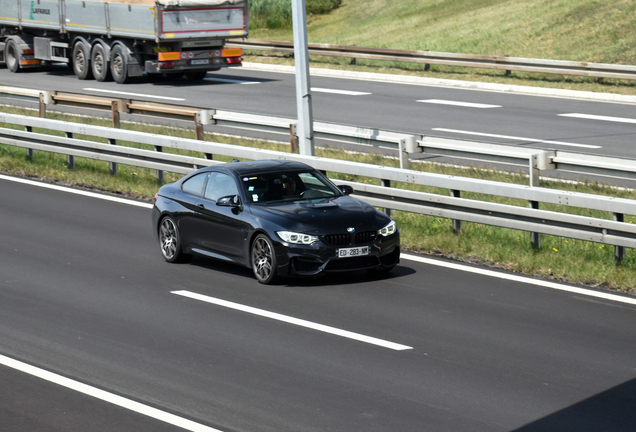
left=30, top=1, right=51, bottom=19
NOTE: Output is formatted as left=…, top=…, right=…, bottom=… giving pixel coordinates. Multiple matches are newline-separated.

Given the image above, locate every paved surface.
left=1, top=176, right=636, bottom=431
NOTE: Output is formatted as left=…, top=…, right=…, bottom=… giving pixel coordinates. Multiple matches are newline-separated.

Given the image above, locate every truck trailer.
left=0, top=0, right=248, bottom=83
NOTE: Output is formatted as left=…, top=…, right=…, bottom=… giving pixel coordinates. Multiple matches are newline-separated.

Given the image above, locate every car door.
left=193, top=172, right=249, bottom=260
left=174, top=172, right=209, bottom=246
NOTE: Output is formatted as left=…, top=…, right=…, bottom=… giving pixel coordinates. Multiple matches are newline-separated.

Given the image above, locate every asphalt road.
left=1, top=62, right=636, bottom=160
left=1, top=175, right=636, bottom=431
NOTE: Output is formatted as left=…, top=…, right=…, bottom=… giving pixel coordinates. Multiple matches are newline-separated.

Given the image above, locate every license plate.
left=191, top=59, right=210, bottom=65
left=337, top=246, right=369, bottom=258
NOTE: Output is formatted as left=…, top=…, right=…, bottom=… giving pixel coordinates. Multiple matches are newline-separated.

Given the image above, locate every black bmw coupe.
left=152, top=160, right=400, bottom=284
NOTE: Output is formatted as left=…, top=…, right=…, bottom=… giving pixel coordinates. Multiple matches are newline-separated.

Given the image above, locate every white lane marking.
left=0, top=354, right=224, bottom=432
left=417, top=99, right=501, bottom=109
left=0, top=174, right=153, bottom=209
left=432, top=128, right=602, bottom=149
left=83, top=88, right=185, bottom=101
left=203, top=77, right=260, bottom=85
left=2, top=174, right=634, bottom=307
left=559, top=113, right=636, bottom=124
left=311, top=87, right=371, bottom=96
left=172, top=290, right=413, bottom=351
left=401, top=254, right=636, bottom=306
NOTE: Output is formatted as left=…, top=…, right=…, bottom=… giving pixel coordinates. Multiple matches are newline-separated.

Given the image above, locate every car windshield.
left=241, top=170, right=340, bottom=204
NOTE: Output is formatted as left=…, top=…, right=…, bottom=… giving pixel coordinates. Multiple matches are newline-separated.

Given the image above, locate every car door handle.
left=197, top=203, right=205, bottom=210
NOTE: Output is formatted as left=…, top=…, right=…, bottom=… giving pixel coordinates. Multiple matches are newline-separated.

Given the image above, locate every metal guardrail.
left=0, top=112, right=635, bottom=264
left=2, top=85, right=636, bottom=187
left=227, top=39, right=636, bottom=81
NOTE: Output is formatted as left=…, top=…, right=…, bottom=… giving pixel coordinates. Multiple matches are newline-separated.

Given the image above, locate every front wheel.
left=159, top=216, right=190, bottom=263
left=251, top=234, right=278, bottom=284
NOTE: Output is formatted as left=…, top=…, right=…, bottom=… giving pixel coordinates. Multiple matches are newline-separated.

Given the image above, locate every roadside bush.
left=250, top=0, right=342, bottom=29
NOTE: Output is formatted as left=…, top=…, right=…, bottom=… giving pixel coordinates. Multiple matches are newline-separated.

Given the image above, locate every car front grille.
left=322, top=231, right=376, bottom=246
left=325, top=255, right=380, bottom=271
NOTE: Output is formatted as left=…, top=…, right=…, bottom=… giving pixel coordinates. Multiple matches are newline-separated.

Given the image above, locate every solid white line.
left=559, top=113, right=636, bottom=124
left=311, top=87, right=371, bottom=96
left=172, top=290, right=413, bottom=351
left=203, top=77, right=260, bottom=85
left=83, top=88, right=185, bottom=101
left=0, top=174, right=153, bottom=209
left=417, top=99, right=501, bottom=109
left=0, top=354, right=223, bottom=432
left=400, top=254, right=636, bottom=306
left=432, top=127, right=602, bottom=149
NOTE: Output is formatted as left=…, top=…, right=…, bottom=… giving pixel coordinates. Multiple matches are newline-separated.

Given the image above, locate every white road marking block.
left=172, top=290, right=413, bottom=351
left=0, top=354, right=224, bottom=432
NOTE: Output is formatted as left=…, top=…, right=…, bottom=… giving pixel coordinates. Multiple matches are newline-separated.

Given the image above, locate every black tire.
left=159, top=216, right=191, bottom=263
left=110, top=45, right=130, bottom=84
left=91, top=44, right=112, bottom=82
left=184, top=71, right=207, bottom=80
left=5, top=40, right=21, bottom=73
left=251, top=234, right=278, bottom=284
left=72, top=42, right=93, bottom=80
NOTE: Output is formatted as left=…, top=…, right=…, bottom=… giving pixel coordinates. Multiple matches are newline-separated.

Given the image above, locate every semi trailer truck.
left=0, top=0, right=248, bottom=83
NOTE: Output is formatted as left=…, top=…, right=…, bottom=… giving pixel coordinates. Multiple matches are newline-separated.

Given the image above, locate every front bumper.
left=274, top=233, right=401, bottom=277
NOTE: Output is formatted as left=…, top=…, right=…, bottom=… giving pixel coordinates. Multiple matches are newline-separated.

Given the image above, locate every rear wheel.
left=251, top=234, right=278, bottom=284
left=72, top=42, right=93, bottom=80
left=110, top=45, right=130, bottom=84
left=159, top=216, right=190, bottom=263
left=91, top=44, right=112, bottom=82
left=5, top=40, right=21, bottom=73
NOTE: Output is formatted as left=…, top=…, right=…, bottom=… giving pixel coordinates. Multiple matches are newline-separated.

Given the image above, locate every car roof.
left=211, top=160, right=314, bottom=176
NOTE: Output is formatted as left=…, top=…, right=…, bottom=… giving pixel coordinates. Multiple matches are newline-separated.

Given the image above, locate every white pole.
left=291, top=0, right=315, bottom=155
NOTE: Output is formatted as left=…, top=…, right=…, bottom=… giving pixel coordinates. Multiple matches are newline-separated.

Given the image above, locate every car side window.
left=182, top=173, right=208, bottom=197
left=204, top=172, right=238, bottom=202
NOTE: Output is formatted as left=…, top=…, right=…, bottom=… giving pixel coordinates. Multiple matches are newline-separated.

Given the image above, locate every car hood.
left=248, top=196, right=388, bottom=234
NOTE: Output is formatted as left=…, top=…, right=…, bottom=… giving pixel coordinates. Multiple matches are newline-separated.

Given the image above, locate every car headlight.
left=378, top=220, right=397, bottom=237
left=277, top=231, right=319, bottom=245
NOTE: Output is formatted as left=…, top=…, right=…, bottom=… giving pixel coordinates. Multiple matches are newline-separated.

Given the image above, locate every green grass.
left=1, top=106, right=635, bottom=292
left=246, top=0, right=636, bottom=96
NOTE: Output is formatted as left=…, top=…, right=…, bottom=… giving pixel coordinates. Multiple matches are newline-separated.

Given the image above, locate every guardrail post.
left=25, top=126, right=34, bottom=160
left=111, top=101, right=120, bottom=129
left=399, top=137, right=415, bottom=170
left=530, top=155, right=540, bottom=187
left=155, top=146, right=164, bottom=184
left=451, top=190, right=462, bottom=234
left=381, top=179, right=392, bottom=217
left=38, top=93, right=46, bottom=118
left=66, top=132, right=75, bottom=169
left=614, top=213, right=626, bottom=265
left=290, top=123, right=299, bottom=154
left=529, top=200, right=540, bottom=249
left=194, top=113, right=204, bottom=141
left=108, top=138, right=118, bottom=175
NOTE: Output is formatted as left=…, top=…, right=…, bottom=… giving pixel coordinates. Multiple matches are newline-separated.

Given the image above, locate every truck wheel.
left=5, top=40, right=21, bottom=73
left=91, top=44, right=112, bottom=82
left=110, top=45, right=130, bottom=84
left=184, top=71, right=207, bottom=80
left=72, top=42, right=93, bottom=80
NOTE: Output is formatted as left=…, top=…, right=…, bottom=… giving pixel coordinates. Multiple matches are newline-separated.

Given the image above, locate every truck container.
left=0, top=0, right=248, bottom=83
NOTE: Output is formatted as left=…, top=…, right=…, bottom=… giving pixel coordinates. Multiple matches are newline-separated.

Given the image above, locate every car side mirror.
left=338, top=185, right=354, bottom=196
left=216, top=195, right=241, bottom=208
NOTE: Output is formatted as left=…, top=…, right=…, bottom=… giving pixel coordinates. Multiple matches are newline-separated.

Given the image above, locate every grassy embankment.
left=2, top=0, right=636, bottom=290
left=247, top=0, right=636, bottom=95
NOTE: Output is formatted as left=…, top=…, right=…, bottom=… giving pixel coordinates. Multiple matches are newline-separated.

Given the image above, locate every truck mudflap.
left=145, top=47, right=242, bottom=74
